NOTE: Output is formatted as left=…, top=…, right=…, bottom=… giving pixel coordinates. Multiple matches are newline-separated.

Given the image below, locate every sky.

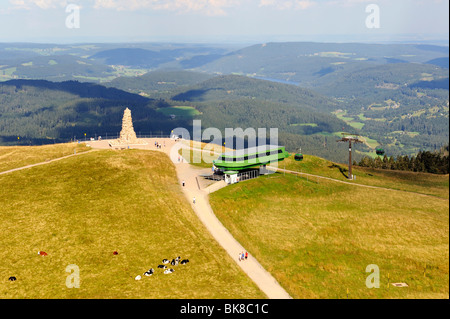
left=0, top=0, right=448, bottom=44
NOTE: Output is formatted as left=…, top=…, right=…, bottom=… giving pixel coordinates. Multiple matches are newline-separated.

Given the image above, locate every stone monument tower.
left=114, top=107, right=145, bottom=145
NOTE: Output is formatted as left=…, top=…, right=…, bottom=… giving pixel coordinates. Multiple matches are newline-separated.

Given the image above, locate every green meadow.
left=210, top=171, right=449, bottom=299
left=0, top=143, right=91, bottom=173
left=1, top=143, right=447, bottom=299
left=282, top=154, right=449, bottom=199
left=0, top=148, right=264, bottom=298
left=156, top=106, right=201, bottom=118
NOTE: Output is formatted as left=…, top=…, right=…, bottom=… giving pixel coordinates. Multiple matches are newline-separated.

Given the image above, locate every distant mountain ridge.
left=0, top=42, right=448, bottom=161
left=90, top=48, right=175, bottom=68
left=0, top=75, right=359, bottom=163
left=90, top=47, right=229, bottom=69
left=106, top=70, right=215, bottom=93
left=169, top=74, right=338, bottom=112
left=4, top=79, right=150, bottom=102
left=426, top=57, right=449, bottom=69
left=194, top=42, right=449, bottom=86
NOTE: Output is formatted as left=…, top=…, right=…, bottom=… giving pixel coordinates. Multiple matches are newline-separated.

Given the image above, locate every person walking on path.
left=193, top=197, right=196, bottom=204
left=245, top=251, right=248, bottom=260
left=241, top=251, right=245, bottom=261
left=182, top=180, right=185, bottom=187
left=238, top=252, right=242, bottom=262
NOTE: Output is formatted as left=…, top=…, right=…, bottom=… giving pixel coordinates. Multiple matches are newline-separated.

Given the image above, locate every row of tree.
left=356, top=146, right=449, bottom=174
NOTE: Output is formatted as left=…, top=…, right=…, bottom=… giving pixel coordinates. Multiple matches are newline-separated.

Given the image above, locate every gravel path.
left=2, top=139, right=292, bottom=299
left=3, top=138, right=444, bottom=299
left=89, top=138, right=293, bottom=299
left=174, top=159, right=292, bottom=299
left=0, top=150, right=95, bottom=176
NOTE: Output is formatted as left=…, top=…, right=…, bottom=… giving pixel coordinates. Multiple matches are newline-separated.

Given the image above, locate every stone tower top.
left=115, top=107, right=145, bottom=145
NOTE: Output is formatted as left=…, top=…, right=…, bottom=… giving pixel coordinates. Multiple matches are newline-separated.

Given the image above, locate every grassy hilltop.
left=281, top=155, right=449, bottom=199
left=0, top=143, right=90, bottom=173
left=0, top=146, right=264, bottom=298
left=210, top=155, right=449, bottom=299
left=0, top=143, right=448, bottom=299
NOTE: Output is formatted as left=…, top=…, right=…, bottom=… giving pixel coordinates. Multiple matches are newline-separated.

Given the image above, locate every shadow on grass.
left=329, top=163, right=348, bottom=179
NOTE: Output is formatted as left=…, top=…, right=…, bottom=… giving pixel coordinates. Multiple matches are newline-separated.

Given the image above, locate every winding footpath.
left=267, top=166, right=449, bottom=201
left=1, top=140, right=291, bottom=298
left=3, top=138, right=445, bottom=298
left=2, top=139, right=445, bottom=299
left=173, top=160, right=292, bottom=299
left=0, top=150, right=95, bottom=176
left=89, top=138, right=292, bottom=299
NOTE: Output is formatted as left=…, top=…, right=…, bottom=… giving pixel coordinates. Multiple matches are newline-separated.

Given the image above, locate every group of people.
left=238, top=251, right=248, bottom=261
left=154, top=141, right=165, bottom=149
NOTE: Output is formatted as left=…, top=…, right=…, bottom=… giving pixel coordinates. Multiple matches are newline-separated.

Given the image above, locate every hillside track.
left=89, top=138, right=292, bottom=299
left=0, top=149, right=96, bottom=176
left=267, top=166, right=449, bottom=201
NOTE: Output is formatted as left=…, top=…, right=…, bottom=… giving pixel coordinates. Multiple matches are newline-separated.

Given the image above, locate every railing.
left=238, top=169, right=260, bottom=182
left=72, top=133, right=172, bottom=142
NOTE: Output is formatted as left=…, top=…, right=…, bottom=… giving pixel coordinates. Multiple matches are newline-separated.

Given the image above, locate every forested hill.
left=169, top=74, right=338, bottom=112
left=0, top=79, right=180, bottom=145
left=159, top=74, right=362, bottom=162
left=4, top=79, right=150, bottom=102
left=89, top=47, right=229, bottom=69
left=313, top=63, right=449, bottom=101
left=0, top=76, right=359, bottom=163
left=105, top=70, right=215, bottom=94
left=195, top=42, right=449, bottom=86
left=1, top=67, right=448, bottom=164
left=310, top=62, right=449, bottom=157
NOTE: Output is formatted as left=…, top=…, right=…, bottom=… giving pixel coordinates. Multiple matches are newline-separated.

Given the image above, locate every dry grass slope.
left=0, top=148, right=265, bottom=298
left=210, top=172, right=449, bottom=299
left=283, top=155, right=449, bottom=199
left=0, top=143, right=91, bottom=173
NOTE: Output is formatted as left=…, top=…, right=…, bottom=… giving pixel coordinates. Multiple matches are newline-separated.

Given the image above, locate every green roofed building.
left=213, top=145, right=290, bottom=172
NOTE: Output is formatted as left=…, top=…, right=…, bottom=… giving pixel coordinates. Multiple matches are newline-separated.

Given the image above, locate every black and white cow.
left=144, top=268, right=154, bottom=276
left=180, top=259, right=189, bottom=265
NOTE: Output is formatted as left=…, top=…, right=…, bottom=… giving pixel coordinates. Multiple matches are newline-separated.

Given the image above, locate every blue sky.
left=0, top=0, right=448, bottom=43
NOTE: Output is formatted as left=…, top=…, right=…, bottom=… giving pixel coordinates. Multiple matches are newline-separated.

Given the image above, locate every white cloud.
left=8, top=0, right=85, bottom=11
left=296, top=0, right=316, bottom=10
left=92, top=0, right=239, bottom=16
left=258, top=0, right=276, bottom=7
left=6, top=0, right=238, bottom=16
left=9, top=0, right=70, bottom=9
left=325, top=0, right=375, bottom=7
left=259, top=0, right=317, bottom=10
left=8, top=0, right=30, bottom=10
left=258, top=0, right=389, bottom=10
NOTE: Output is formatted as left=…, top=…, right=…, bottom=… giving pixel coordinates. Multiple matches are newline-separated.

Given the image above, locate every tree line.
left=356, top=146, right=449, bottom=174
